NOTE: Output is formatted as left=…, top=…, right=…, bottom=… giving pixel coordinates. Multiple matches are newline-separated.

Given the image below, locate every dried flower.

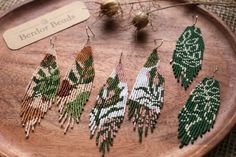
left=132, top=11, right=149, bottom=30
left=100, top=0, right=120, bottom=17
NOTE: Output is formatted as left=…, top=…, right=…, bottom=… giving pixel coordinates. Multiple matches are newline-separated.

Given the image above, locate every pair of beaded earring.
left=20, top=27, right=95, bottom=137
left=89, top=40, right=165, bottom=156
left=170, top=16, right=221, bottom=148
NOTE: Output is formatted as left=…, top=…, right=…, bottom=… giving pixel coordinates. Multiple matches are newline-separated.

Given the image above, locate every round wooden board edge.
left=188, top=4, right=236, bottom=157
left=0, top=1, right=236, bottom=157
left=0, top=0, right=34, bottom=19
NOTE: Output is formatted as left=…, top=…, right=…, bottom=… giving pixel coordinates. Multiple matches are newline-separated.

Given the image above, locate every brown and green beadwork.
left=21, top=52, right=60, bottom=137
left=55, top=46, right=95, bottom=133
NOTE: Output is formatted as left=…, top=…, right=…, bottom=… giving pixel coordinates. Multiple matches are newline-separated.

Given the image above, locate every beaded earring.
left=55, top=27, right=95, bottom=134
left=20, top=37, right=60, bottom=138
left=170, top=16, right=205, bottom=89
left=127, top=40, right=165, bottom=143
left=89, top=53, right=128, bottom=157
left=178, top=68, right=221, bottom=148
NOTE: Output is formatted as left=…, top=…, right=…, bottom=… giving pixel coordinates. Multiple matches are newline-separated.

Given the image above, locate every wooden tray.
left=0, top=0, right=34, bottom=18
left=0, top=0, right=235, bottom=157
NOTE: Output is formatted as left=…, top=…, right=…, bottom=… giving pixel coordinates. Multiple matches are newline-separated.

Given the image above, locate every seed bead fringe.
left=128, top=49, right=165, bottom=143
left=21, top=53, right=60, bottom=137
left=55, top=46, right=95, bottom=134
left=178, top=77, right=220, bottom=148
left=89, top=62, right=128, bottom=157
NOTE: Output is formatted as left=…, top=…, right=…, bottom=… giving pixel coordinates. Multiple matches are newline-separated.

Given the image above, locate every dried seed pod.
left=132, top=11, right=149, bottom=30
left=100, top=0, right=120, bottom=17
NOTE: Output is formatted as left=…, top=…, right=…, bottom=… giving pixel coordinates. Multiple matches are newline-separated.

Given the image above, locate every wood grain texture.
left=0, top=0, right=34, bottom=18
left=0, top=0, right=235, bottom=157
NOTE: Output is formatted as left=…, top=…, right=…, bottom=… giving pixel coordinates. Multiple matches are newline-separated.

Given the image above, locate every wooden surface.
left=0, top=0, right=34, bottom=18
left=0, top=0, right=236, bottom=157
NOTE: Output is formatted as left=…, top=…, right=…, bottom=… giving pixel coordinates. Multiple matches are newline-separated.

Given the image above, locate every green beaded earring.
left=178, top=68, right=221, bottom=148
left=89, top=53, right=128, bottom=157
left=55, top=27, right=95, bottom=134
left=127, top=40, right=165, bottom=143
left=20, top=37, right=60, bottom=137
left=170, top=16, right=205, bottom=89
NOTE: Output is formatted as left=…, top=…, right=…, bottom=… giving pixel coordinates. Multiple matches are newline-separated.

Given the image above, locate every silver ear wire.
left=212, top=67, right=218, bottom=78
left=193, top=15, right=198, bottom=26
left=154, top=39, right=164, bottom=50
left=119, top=52, right=123, bottom=63
left=49, top=36, right=57, bottom=54
left=85, top=26, right=95, bottom=44
left=50, top=36, right=56, bottom=49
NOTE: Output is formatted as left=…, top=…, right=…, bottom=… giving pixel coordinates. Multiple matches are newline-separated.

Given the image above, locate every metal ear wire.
left=85, top=26, right=95, bottom=44
left=212, top=67, right=218, bottom=78
left=49, top=36, right=57, bottom=54
left=50, top=36, right=56, bottom=49
left=119, top=52, right=123, bottom=63
left=193, top=15, right=198, bottom=26
left=154, top=39, right=164, bottom=50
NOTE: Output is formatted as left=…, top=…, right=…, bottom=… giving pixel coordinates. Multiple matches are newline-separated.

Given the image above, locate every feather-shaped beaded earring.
left=89, top=53, right=128, bottom=157
left=178, top=68, right=221, bottom=148
left=170, top=16, right=205, bottom=89
left=20, top=37, right=60, bottom=138
left=55, top=27, right=95, bottom=133
left=127, top=39, right=165, bottom=143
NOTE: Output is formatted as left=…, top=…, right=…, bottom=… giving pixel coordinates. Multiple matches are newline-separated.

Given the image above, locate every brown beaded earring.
left=20, top=37, right=60, bottom=138
left=55, top=26, right=95, bottom=134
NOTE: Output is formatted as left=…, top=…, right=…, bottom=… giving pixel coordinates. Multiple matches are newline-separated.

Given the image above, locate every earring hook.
left=193, top=15, right=198, bottom=26
left=50, top=36, right=56, bottom=49
left=85, top=26, right=95, bottom=44
left=212, top=67, right=218, bottom=78
left=154, top=39, right=164, bottom=50
left=119, top=52, right=123, bottom=63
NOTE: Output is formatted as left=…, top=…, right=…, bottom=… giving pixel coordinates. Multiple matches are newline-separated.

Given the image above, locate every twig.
left=147, top=1, right=236, bottom=14
left=92, top=0, right=163, bottom=5
left=120, top=0, right=155, bottom=5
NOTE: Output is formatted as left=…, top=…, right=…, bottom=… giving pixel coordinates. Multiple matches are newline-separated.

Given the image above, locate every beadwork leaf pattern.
left=178, top=77, right=220, bottom=148
left=171, top=25, right=205, bottom=89
left=127, top=49, right=165, bottom=143
left=55, top=46, right=95, bottom=133
left=21, top=53, right=60, bottom=137
left=89, top=62, right=128, bottom=157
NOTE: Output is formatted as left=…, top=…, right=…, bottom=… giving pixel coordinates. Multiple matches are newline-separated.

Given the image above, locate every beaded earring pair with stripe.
left=20, top=27, right=95, bottom=137
left=89, top=40, right=165, bottom=156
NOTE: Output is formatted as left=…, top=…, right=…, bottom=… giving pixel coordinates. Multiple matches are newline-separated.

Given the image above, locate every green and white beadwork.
left=89, top=61, right=128, bottom=157
left=127, top=49, right=165, bottom=143
left=178, top=77, right=220, bottom=148
left=55, top=46, right=95, bottom=133
left=21, top=51, right=60, bottom=137
left=171, top=25, right=205, bottom=89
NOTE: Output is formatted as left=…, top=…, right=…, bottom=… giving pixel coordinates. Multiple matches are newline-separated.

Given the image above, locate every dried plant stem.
left=148, top=1, right=236, bottom=14
left=119, top=0, right=162, bottom=5
left=94, top=0, right=236, bottom=8
left=93, top=0, right=163, bottom=5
